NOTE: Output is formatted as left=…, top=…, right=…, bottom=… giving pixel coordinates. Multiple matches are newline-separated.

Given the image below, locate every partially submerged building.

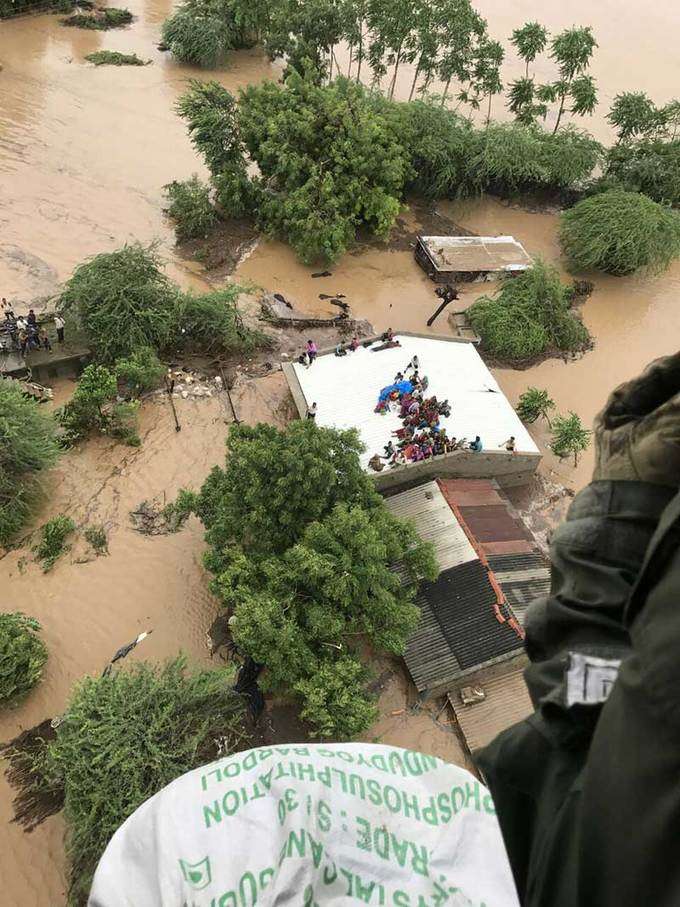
left=415, top=235, right=531, bottom=283
left=283, top=332, right=541, bottom=489
left=385, top=478, right=549, bottom=760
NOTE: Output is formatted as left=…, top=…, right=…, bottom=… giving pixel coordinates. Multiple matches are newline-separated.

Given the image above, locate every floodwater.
left=1, top=1, right=680, bottom=903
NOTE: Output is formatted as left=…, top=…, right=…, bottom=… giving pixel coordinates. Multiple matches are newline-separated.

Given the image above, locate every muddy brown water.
left=1, top=2, right=680, bottom=903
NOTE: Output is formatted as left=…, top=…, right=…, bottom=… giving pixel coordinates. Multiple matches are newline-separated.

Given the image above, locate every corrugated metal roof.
left=405, top=598, right=461, bottom=693
left=425, top=561, right=524, bottom=671
left=384, top=481, right=477, bottom=571
left=449, top=664, right=533, bottom=754
left=291, top=335, right=539, bottom=470
left=458, top=504, right=533, bottom=543
left=419, top=236, right=531, bottom=273
left=487, top=553, right=551, bottom=627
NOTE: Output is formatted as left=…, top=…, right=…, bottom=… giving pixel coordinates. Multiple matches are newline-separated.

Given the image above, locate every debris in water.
left=129, top=498, right=189, bottom=535
left=311, top=270, right=332, bottom=278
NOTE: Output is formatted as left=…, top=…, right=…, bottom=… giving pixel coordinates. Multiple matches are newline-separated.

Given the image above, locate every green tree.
left=366, top=0, right=417, bottom=99
left=294, top=656, right=378, bottom=738
left=550, top=411, right=591, bottom=465
left=265, top=0, right=344, bottom=80
left=0, top=612, right=48, bottom=704
left=515, top=387, right=556, bottom=425
left=607, top=92, right=663, bottom=143
left=435, top=0, right=487, bottom=110
left=7, top=657, right=247, bottom=905
left=164, top=176, right=218, bottom=242
left=394, top=100, right=476, bottom=198
left=560, top=189, right=680, bottom=275
left=467, top=258, right=590, bottom=364
left=59, top=244, right=178, bottom=363
left=196, top=420, right=380, bottom=558
left=544, top=26, right=598, bottom=133
left=58, top=364, right=141, bottom=446
left=0, top=378, right=60, bottom=546
left=473, top=37, right=504, bottom=123
left=176, top=80, right=248, bottom=178
left=235, top=71, right=410, bottom=262
left=511, top=20, right=548, bottom=78
left=187, top=420, right=437, bottom=738
left=406, top=0, right=440, bottom=100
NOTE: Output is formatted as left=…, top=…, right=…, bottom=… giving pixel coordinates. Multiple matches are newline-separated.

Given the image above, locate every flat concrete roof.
left=418, top=235, right=531, bottom=273
left=287, top=333, right=539, bottom=471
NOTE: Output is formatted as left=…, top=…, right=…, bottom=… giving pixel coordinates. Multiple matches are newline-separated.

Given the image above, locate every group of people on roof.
left=369, top=354, right=487, bottom=471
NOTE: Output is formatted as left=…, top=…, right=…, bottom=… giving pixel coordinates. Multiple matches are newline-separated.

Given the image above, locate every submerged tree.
left=265, top=0, right=344, bottom=80
left=560, top=189, right=680, bottom=275
left=4, top=657, right=248, bottom=905
left=0, top=378, right=60, bottom=546
left=516, top=387, right=556, bottom=425
left=467, top=258, right=590, bottom=364
left=550, top=412, right=591, bottom=466
left=0, top=612, right=48, bottom=705
left=607, top=91, right=664, bottom=143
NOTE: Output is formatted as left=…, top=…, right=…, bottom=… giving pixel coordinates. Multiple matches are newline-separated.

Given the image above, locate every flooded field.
left=1, top=0, right=680, bottom=902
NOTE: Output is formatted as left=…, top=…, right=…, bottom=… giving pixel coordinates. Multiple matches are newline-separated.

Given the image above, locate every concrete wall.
left=373, top=449, right=540, bottom=491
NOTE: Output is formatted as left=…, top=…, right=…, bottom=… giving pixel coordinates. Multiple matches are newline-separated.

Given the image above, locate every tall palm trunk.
left=408, top=54, right=423, bottom=101
left=440, top=76, right=452, bottom=107
left=388, top=42, right=404, bottom=100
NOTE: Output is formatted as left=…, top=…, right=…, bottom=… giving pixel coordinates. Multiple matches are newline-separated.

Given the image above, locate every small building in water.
left=282, top=332, right=541, bottom=489
left=415, top=235, right=531, bottom=283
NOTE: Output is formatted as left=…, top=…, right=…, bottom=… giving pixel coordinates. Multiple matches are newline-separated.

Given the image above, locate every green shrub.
left=560, top=189, right=680, bottom=275
left=84, top=525, right=108, bottom=555
left=58, top=365, right=118, bottom=442
left=164, top=176, right=218, bottom=241
left=14, top=657, right=247, bottom=905
left=84, top=50, right=148, bottom=66
left=61, top=7, right=132, bottom=28
left=516, top=387, right=555, bottom=424
left=550, top=411, right=591, bottom=465
left=34, top=515, right=76, bottom=572
left=0, top=379, right=60, bottom=547
left=467, top=259, right=591, bottom=364
left=0, top=613, right=48, bottom=704
left=171, top=287, right=268, bottom=354
left=389, top=100, right=473, bottom=200
left=114, top=347, right=165, bottom=395
left=603, top=139, right=680, bottom=206
left=464, top=124, right=601, bottom=196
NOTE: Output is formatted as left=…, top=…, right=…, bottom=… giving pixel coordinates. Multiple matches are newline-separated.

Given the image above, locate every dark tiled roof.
left=423, top=560, right=524, bottom=670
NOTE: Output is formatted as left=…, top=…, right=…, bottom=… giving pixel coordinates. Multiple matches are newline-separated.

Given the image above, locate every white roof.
left=292, top=335, right=539, bottom=469
left=418, top=235, right=531, bottom=273
left=384, top=481, right=477, bottom=571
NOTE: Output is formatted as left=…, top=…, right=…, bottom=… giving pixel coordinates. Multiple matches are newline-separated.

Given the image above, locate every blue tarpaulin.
left=378, top=380, right=413, bottom=403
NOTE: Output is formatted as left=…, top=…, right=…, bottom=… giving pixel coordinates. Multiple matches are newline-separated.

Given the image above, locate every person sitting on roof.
left=381, top=328, right=394, bottom=342
left=368, top=453, right=385, bottom=472
left=405, top=354, right=419, bottom=373
left=394, top=370, right=404, bottom=383
left=306, top=339, right=318, bottom=364
left=383, top=440, right=395, bottom=459
left=469, top=436, right=483, bottom=452
left=500, top=436, right=516, bottom=452
left=349, top=335, right=359, bottom=351
left=334, top=343, right=347, bottom=357
left=438, top=399, right=451, bottom=418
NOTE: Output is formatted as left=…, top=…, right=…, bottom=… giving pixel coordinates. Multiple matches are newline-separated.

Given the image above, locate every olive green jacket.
left=478, top=480, right=680, bottom=907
